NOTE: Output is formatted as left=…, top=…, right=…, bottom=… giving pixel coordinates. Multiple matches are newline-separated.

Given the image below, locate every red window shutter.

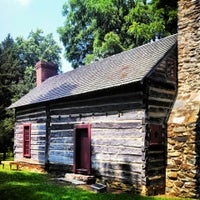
left=149, top=124, right=163, bottom=145
left=23, top=124, right=31, bottom=157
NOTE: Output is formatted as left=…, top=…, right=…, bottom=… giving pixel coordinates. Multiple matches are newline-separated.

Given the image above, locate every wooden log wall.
left=144, top=47, right=177, bottom=195
left=48, top=91, right=147, bottom=192
left=14, top=106, right=47, bottom=165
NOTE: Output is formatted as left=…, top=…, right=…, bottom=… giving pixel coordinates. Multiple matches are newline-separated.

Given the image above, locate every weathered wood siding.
left=91, top=110, right=146, bottom=189
left=146, top=47, right=177, bottom=125
left=48, top=91, right=146, bottom=189
left=14, top=106, right=47, bottom=165
left=145, top=47, right=177, bottom=195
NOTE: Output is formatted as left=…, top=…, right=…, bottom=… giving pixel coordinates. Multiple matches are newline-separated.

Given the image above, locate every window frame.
left=23, top=124, right=31, bottom=158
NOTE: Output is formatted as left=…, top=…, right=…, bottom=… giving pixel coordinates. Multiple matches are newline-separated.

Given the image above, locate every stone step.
left=64, top=173, right=96, bottom=184
left=57, top=177, right=86, bottom=185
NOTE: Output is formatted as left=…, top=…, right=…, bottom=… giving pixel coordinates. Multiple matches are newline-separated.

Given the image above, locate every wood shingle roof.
left=10, top=34, right=177, bottom=108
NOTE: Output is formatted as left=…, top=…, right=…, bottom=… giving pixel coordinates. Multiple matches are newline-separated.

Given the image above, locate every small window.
left=23, top=124, right=31, bottom=158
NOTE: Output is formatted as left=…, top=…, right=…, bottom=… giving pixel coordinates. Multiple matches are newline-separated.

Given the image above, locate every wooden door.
left=74, top=124, right=91, bottom=175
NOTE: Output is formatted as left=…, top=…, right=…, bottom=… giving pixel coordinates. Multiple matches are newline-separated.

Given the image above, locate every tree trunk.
left=2, top=151, right=6, bottom=161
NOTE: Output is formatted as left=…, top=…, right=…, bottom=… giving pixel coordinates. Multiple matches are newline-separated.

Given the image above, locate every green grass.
left=0, top=167, right=192, bottom=200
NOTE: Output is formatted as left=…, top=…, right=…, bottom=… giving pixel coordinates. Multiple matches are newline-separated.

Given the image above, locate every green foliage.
left=0, top=30, right=62, bottom=159
left=16, top=29, right=62, bottom=70
left=0, top=35, right=22, bottom=159
left=58, top=0, right=177, bottom=68
left=11, top=66, right=36, bottom=103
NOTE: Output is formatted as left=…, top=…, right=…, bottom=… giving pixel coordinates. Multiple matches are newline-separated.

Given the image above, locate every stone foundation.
left=47, top=163, right=73, bottom=176
left=17, top=162, right=45, bottom=173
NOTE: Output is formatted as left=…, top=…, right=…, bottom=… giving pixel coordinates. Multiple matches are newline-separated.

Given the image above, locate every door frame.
left=73, top=124, right=91, bottom=175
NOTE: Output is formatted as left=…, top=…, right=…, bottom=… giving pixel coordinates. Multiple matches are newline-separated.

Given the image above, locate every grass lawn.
left=0, top=166, right=192, bottom=200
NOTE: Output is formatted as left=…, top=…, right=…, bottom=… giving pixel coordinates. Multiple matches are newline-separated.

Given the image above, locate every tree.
left=152, top=0, right=177, bottom=34
left=14, top=29, right=62, bottom=99
left=16, top=29, right=62, bottom=70
left=58, top=0, right=177, bottom=68
left=0, top=34, right=23, bottom=160
left=0, top=30, right=62, bottom=160
left=11, top=66, right=36, bottom=103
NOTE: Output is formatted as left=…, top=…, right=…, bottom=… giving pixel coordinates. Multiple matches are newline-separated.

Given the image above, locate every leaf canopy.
left=58, top=0, right=177, bottom=68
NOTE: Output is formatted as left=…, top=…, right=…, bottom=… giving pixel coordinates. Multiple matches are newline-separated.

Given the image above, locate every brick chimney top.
left=36, top=61, right=58, bottom=86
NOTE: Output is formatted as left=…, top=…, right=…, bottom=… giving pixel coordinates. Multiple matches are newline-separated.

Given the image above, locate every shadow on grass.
left=0, top=170, right=174, bottom=200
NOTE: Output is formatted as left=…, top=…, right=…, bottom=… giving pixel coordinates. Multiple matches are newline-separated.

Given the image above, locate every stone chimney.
left=166, top=0, right=200, bottom=198
left=36, top=61, right=58, bottom=86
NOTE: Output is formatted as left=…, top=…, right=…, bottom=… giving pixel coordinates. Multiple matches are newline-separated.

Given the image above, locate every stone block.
left=184, top=182, right=196, bottom=188
left=174, top=159, right=182, bottom=165
left=169, top=151, right=181, bottom=157
left=91, top=183, right=107, bottom=193
left=180, top=163, right=193, bottom=170
left=168, top=172, right=178, bottom=179
left=174, top=136, right=187, bottom=142
left=173, top=126, right=186, bottom=133
left=166, top=180, right=174, bottom=188
left=186, top=172, right=196, bottom=179
left=174, top=143, right=183, bottom=150
left=174, top=180, right=184, bottom=187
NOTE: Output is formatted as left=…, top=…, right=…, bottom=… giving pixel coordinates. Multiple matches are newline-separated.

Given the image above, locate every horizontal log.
left=92, top=161, right=143, bottom=172
left=16, top=106, right=46, bottom=115
left=94, top=168, right=144, bottom=184
left=148, top=90, right=175, bottom=101
left=48, top=156, right=73, bottom=165
left=31, top=141, right=46, bottom=146
left=147, top=99, right=172, bottom=108
left=92, top=138, right=143, bottom=147
left=49, top=144, right=73, bottom=151
left=31, top=136, right=46, bottom=141
left=50, top=92, right=144, bottom=109
left=92, top=145, right=143, bottom=155
left=50, top=102, right=143, bottom=115
left=50, top=131, right=73, bottom=137
left=92, top=122, right=143, bottom=129
left=29, top=155, right=45, bottom=162
left=31, top=123, right=46, bottom=130
left=147, top=77, right=176, bottom=90
left=16, top=117, right=47, bottom=123
left=50, top=110, right=145, bottom=123
left=16, top=112, right=46, bottom=120
left=91, top=128, right=144, bottom=138
left=31, top=145, right=45, bottom=151
left=145, top=117, right=165, bottom=124
left=50, top=137, right=73, bottom=143
left=51, top=124, right=74, bottom=130
left=149, top=86, right=176, bottom=95
left=31, top=131, right=46, bottom=136
left=92, top=153, right=143, bottom=163
left=148, top=112, right=167, bottom=118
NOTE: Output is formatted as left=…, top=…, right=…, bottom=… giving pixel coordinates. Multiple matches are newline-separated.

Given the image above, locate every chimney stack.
left=166, top=0, right=200, bottom=198
left=36, top=61, right=58, bottom=86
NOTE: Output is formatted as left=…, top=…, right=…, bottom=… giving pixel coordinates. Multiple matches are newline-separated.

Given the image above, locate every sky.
left=0, top=0, right=72, bottom=72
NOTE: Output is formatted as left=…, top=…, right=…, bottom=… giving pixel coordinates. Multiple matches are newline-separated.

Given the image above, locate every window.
left=23, top=124, right=31, bottom=158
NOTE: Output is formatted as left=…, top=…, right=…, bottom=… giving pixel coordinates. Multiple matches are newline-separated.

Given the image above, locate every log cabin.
left=10, top=34, right=177, bottom=195
left=9, top=1, right=200, bottom=197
